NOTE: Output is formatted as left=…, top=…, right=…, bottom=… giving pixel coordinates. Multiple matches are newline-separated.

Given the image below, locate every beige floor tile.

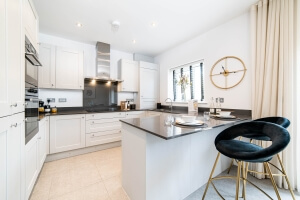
left=96, top=158, right=121, bottom=180
left=32, top=176, right=52, bottom=196
left=104, top=176, right=129, bottom=200
left=49, top=192, right=74, bottom=200
left=70, top=168, right=102, bottom=190
left=72, top=182, right=111, bottom=200
left=49, top=172, right=73, bottom=199
left=41, top=158, right=70, bottom=177
left=30, top=192, right=49, bottom=200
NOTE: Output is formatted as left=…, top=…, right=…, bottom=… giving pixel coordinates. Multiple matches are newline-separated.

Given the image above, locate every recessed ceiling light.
left=132, top=40, right=136, bottom=44
left=151, top=22, right=156, bottom=27
left=76, top=22, right=83, bottom=27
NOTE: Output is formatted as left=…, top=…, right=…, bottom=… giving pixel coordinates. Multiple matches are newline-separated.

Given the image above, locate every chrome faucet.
left=165, top=98, right=173, bottom=112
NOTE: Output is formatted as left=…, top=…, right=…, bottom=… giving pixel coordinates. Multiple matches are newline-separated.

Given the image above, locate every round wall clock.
left=210, top=56, right=247, bottom=89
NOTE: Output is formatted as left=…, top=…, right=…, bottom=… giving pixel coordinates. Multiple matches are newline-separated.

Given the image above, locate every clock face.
left=210, top=56, right=246, bottom=89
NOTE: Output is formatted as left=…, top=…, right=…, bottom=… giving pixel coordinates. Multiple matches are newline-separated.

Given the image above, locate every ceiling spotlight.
left=76, top=22, right=83, bottom=27
left=151, top=22, right=156, bottom=27
left=111, top=20, right=120, bottom=32
left=132, top=39, right=136, bottom=44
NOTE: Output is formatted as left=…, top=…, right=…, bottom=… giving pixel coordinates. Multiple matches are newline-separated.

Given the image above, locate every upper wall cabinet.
left=118, top=59, right=139, bottom=92
left=23, top=0, right=39, bottom=52
left=0, top=0, right=24, bottom=118
left=39, top=44, right=84, bottom=90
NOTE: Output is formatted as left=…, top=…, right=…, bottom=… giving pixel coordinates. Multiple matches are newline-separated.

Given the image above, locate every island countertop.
left=120, top=112, right=251, bottom=140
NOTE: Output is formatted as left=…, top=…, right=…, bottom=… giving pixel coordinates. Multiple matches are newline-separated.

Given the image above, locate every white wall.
left=155, top=12, right=252, bottom=110
left=39, top=33, right=136, bottom=107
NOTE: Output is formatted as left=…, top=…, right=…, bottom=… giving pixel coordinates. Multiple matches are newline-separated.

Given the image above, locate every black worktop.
left=120, top=112, right=251, bottom=140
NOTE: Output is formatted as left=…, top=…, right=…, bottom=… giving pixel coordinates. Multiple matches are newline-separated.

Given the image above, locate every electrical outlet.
left=59, top=98, right=67, bottom=102
left=126, top=99, right=134, bottom=102
left=47, top=98, right=55, bottom=103
left=220, top=98, right=224, bottom=103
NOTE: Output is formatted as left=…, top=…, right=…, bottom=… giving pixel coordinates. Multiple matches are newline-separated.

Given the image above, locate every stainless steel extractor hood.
left=91, top=42, right=122, bottom=82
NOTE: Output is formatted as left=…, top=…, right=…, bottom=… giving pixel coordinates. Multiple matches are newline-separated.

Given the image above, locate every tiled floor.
left=30, top=147, right=129, bottom=200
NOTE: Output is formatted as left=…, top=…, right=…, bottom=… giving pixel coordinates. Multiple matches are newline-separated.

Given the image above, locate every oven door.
left=25, top=59, right=39, bottom=87
left=25, top=97, right=39, bottom=144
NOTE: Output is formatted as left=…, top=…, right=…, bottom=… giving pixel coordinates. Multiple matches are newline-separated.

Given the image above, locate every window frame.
left=169, top=59, right=205, bottom=103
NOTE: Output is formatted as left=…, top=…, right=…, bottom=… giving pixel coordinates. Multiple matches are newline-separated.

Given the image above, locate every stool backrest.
left=254, top=117, right=290, bottom=128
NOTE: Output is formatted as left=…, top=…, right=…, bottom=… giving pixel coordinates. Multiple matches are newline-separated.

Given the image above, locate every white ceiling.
left=33, top=0, right=257, bottom=57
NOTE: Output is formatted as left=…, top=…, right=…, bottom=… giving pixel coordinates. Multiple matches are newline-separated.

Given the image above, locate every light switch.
left=59, top=98, right=67, bottom=102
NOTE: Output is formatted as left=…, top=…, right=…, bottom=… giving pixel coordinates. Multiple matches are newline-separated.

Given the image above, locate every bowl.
left=181, top=115, right=196, bottom=123
left=219, top=111, right=231, bottom=116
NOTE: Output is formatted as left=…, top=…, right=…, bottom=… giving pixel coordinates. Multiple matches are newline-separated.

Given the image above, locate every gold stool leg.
left=235, top=161, right=241, bottom=200
left=264, top=162, right=281, bottom=200
left=242, top=162, right=246, bottom=199
left=202, top=152, right=221, bottom=200
left=276, top=154, right=296, bottom=200
left=227, top=159, right=234, bottom=174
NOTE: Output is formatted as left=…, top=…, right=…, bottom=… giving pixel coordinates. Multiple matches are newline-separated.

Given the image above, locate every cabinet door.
left=25, top=134, right=39, bottom=200
left=24, top=0, right=39, bottom=51
left=119, top=60, right=138, bottom=92
left=38, top=117, right=48, bottom=170
left=0, top=0, right=10, bottom=117
left=0, top=0, right=24, bottom=117
left=50, top=115, right=85, bottom=154
left=125, top=111, right=145, bottom=119
left=39, top=44, right=56, bottom=88
left=140, top=67, right=158, bottom=99
left=56, top=47, right=84, bottom=90
left=0, top=116, right=9, bottom=200
left=7, top=113, right=25, bottom=200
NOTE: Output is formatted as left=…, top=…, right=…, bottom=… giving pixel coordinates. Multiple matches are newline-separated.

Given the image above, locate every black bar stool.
left=202, top=121, right=292, bottom=200
left=226, top=117, right=295, bottom=199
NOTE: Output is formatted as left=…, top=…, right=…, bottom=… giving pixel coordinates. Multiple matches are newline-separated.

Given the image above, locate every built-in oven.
left=25, top=36, right=41, bottom=144
left=25, top=82, right=40, bottom=144
left=25, top=36, right=42, bottom=86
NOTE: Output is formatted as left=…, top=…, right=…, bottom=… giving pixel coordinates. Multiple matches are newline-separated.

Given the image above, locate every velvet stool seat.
left=202, top=121, right=291, bottom=200
left=226, top=117, right=295, bottom=199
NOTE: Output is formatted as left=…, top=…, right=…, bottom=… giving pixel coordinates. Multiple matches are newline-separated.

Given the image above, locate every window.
left=170, top=60, right=204, bottom=102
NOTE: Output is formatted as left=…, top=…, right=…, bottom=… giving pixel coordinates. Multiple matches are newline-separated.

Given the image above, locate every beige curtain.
left=250, top=0, right=299, bottom=190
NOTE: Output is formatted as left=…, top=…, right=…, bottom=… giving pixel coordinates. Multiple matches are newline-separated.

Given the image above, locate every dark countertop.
left=38, top=107, right=147, bottom=120
left=120, top=112, right=251, bottom=140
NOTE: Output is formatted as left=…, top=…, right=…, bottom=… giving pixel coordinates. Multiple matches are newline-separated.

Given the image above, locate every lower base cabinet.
left=25, top=116, right=49, bottom=199
left=0, top=113, right=25, bottom=200
left=50, top=114, right=85, bottom=154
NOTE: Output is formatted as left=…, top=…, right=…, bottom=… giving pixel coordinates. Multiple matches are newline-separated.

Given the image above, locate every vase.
left=181, top=87, right=186, bottom=101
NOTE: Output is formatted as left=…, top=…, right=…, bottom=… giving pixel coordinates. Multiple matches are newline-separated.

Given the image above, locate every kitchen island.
left=120, top=112, right=249, bottom=200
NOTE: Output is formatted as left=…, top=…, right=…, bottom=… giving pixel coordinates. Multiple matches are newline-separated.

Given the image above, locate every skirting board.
left=45, top=141, right=121, bottom=162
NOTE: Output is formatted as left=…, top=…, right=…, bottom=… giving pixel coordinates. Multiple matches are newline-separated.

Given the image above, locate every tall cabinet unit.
left=0, top=0, right=24, bottom=118
left=138, top=61, right=159, bottom=109
left=0, top=113, right=25, bottom=200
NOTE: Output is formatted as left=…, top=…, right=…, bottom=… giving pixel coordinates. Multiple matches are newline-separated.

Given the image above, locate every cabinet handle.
left=82, top=117, right=84, bottom=119
left=92, top=121, right=94, bottom=124
left=37, top=137, right=41, bottom=139
left=11, top=123, right=18, bottom=128
left=10, top=103, right=17, bottom=107
left=24, top=102, right=28, bottom=106
left=52, top=84, right=54, bottom=86
left=24, top=118, right=28, bottom=122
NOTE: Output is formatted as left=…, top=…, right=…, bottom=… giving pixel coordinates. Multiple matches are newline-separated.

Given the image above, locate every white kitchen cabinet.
left=85, top=112, right=125, bottom=147
left=56, top=47, right=84, bottom=89
left=50, top=114, right=85, bottom=154
left=25, top=134, right=39, bottom=200
left=38, top=45, right=84, bottom=90
left=25, top=116, right=49, bottom=199
left=23, top=0, right=39, bottom=51
left=118, top=59, right=138, bottom=92
left=39, top=44, right=56, bottom=88
left=0, top=0, right=24, bottom=118
left=125, top=111, right=146, bottom=119
left=0, top=113, right=25, bottom=200
left=138, top=61, right=159, bottom=109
